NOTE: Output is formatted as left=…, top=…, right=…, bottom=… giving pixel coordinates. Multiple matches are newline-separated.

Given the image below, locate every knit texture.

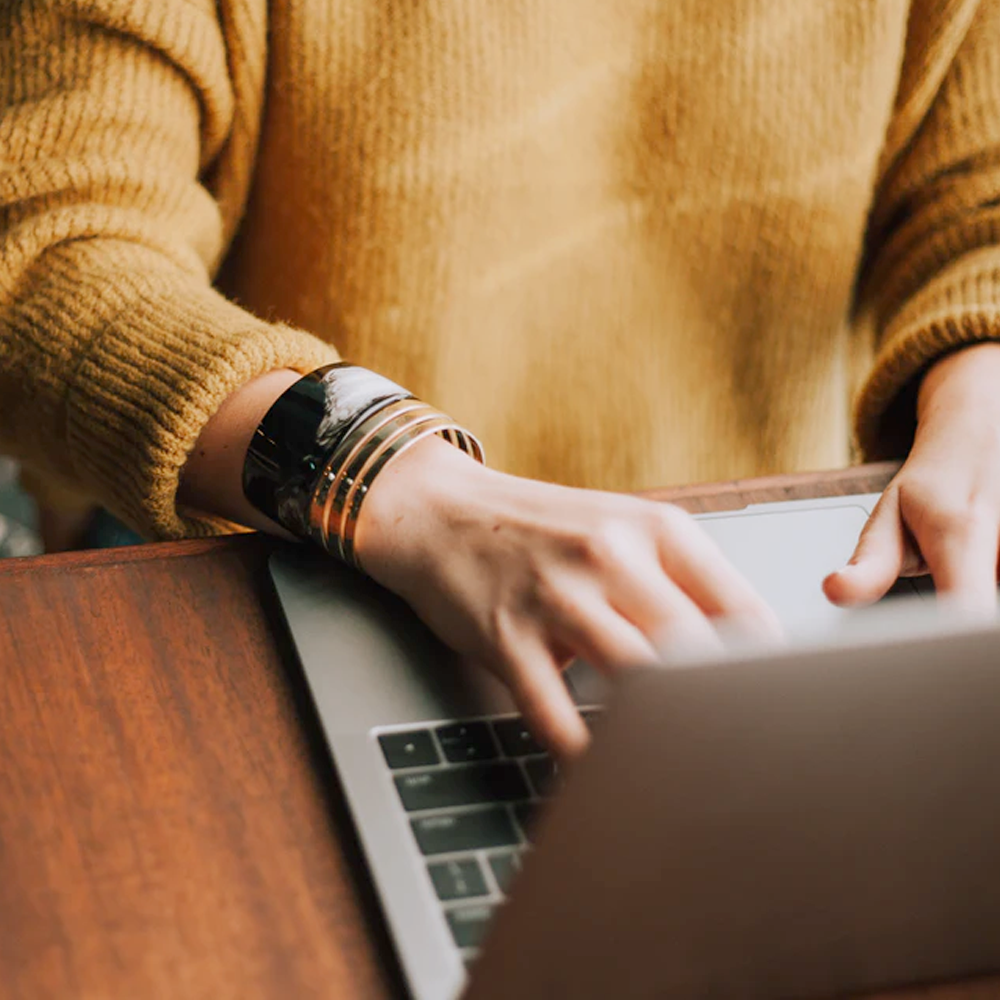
left=2, top=0, right=1000, bottom=537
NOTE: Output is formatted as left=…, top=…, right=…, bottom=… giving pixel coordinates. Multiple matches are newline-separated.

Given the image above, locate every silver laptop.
left=268, top=493, right=985, bottom=999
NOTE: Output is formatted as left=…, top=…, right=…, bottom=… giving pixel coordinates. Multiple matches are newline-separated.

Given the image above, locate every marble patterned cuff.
left=242, top=363, right=410, bottom=538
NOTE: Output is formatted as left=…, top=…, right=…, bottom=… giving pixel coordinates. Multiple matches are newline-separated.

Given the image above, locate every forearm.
left=178, top=369, right=302, bottom=536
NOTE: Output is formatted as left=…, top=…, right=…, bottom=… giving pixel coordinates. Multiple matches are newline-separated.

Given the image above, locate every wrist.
left=917, top=342, right=1000, bottom=425
left=179, top=368, right=301, bottom=534
left=230, top=363, right=484, bottom=565
left=354, top=434, right=493, bottom=582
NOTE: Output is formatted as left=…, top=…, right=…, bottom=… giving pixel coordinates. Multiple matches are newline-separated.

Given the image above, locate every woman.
left=2, top=0, right=999, bottom=756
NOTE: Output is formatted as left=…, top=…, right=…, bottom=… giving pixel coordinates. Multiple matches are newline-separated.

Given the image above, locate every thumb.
left=823, top=490, right=907, bottom=606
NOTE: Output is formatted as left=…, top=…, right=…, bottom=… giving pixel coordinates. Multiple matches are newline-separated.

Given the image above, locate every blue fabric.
left=0, top=459, right=42, bottom=557
left=82, top=509, right=144, bottom=549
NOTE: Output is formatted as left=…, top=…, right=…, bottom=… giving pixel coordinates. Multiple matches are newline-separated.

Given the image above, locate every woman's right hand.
left=355, top=437, right=781, bottom=759
left=179, top=371, right=780, bottom=760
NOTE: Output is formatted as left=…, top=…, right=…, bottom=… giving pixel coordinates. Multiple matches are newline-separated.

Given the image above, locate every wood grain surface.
left=0, top=534, right=403, bottom=999
left=1, top=464, right=998, bottom=999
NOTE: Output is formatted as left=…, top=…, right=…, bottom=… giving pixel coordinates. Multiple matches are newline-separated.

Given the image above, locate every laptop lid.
left=467, top=606, right=1000, bottom=1000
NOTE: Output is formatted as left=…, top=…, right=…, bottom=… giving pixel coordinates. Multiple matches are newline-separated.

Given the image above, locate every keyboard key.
left=378, top=729, right=439, bottom=769
left=447, top=904, right=496, bottom=949
left=524, top=756, right=559, bottom=797
left=436, top=722, right=498, bottom=763
left=580, top=708, right=604, bottom=730
left=488, top=851, right=522, bottom=894
left=513, top=802, right=538, bottom=842
left=412, top=807, right=520, bottom=855
left=492, top=717, right=544, bottom=757
left=396, top=763, right=529, bottom=812
left=427, top=858, right=488, bottom=901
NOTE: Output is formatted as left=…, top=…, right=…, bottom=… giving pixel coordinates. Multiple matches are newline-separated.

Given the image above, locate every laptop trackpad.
left=698, top=503, right=877, bottom=631
left=569, top=503, right=915, bottom=705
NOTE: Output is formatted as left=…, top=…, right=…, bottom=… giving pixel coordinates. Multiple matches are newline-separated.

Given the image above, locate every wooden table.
left=2, top=463, right=998, bottom=999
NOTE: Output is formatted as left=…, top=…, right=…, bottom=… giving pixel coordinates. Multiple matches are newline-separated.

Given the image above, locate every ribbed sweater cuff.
left=854, top=251, right=1000, bottom=460
left=55, top=257, right=337, bottom=539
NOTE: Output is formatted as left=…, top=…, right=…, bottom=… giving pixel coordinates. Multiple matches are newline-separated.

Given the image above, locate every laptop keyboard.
left=376, top=709, right=602, bottom=962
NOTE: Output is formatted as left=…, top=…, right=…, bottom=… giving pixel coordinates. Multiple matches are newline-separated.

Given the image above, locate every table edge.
left=0, top=463, right=900, bottom=575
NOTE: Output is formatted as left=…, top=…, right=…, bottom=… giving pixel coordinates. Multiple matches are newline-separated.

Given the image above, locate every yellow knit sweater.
left=2, top=0, right=1000, bottom=538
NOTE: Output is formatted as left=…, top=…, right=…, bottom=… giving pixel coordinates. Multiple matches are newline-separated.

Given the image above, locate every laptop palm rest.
left=271, top=550, right=517, bottom=731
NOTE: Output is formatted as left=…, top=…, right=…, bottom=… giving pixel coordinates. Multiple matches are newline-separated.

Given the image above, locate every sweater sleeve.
left=854, top=0, right=1000, bottom=460
left=0, top=0, right=337, bottom=539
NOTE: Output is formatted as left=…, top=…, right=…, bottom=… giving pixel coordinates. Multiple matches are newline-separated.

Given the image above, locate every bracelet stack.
left=309, top=396, right=483, bottom=566
left=242, top=363, right=484, bottom=569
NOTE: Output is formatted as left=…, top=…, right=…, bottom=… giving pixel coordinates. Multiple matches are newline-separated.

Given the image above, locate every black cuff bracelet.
left=242, top=363, right=410, bottom=538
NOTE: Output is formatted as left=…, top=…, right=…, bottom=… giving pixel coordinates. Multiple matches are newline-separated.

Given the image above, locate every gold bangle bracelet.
left=306, top=398, right=484, bottom=565
left=337, top=415, right=461, bottom=567
left=340, top=417, right=483, bottom=569
left=323, top=407, right=451, bottom=560
left=336, top=412, right=453, bottom=536
left=309, top=399, right=428, bottom=545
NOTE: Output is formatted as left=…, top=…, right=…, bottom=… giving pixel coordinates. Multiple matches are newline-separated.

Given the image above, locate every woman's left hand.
left=824, top=341, right=1000, bottom=613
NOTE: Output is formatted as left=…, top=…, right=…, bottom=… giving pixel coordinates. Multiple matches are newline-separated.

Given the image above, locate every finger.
left=913, top=505, right=1000, bottom=614
left=655, top=506, right=782, bottom=637
left=498, top=632, right=589, bottom=760
left=548, top=586, right=709, bottom=671
left=824, top=489, right=912, bottom=606
left=596, top=554, right=725, bottom=653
